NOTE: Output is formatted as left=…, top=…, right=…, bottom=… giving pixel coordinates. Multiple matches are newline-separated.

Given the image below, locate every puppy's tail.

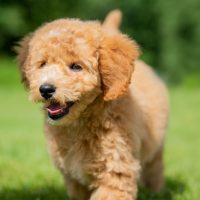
left=103, top=9, right=122, bottom=30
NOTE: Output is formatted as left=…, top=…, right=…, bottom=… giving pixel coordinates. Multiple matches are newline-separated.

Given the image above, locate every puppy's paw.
left=90, top=186, right=135, bottom=200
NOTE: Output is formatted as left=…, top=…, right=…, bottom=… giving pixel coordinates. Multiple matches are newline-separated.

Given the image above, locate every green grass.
left=0, top=57, right=200, bottom=200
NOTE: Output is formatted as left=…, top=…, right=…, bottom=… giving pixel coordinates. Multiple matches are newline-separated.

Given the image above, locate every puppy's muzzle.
left=39, top=84, right=56, bottom=99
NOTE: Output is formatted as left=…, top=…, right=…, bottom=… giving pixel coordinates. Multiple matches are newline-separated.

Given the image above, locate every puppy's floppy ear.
left=15, top=34, right=32, bottom=87
left=99, top=32, right=139, bottom=101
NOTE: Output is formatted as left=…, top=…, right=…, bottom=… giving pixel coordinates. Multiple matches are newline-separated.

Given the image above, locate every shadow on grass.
left=0, top=177, right=185, bottom=200
left=138, top=177, right=186, bottom=200
left=0, top=185, right=68, bottom=200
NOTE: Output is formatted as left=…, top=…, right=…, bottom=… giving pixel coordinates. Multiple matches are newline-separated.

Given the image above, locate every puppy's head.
left=16, top=14, right=139, bottom=125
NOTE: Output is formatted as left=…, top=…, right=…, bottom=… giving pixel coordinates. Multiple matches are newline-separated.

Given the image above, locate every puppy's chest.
left=67, top=143, right=93, bottom=184
left=54, top=136, right=95, bottom=185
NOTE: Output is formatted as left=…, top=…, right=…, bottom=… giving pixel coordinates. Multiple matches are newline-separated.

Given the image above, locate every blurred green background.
left=0, top=0, right=200, bottom=200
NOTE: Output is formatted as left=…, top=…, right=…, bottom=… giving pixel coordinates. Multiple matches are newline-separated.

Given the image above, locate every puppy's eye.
left=40, top=61, right=46, bottom=68
left=69, top=63, right=82, bottom=72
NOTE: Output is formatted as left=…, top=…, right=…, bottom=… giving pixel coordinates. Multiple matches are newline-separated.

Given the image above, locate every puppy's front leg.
left=89, top=131, right=140, bottom=200
left=90, top=182, right=137, bottom=200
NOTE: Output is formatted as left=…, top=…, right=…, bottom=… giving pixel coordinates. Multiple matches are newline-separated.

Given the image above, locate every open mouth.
left=46, top=101, right=74, bottom=120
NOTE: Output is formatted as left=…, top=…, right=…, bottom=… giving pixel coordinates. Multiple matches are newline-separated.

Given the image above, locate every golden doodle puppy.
left=16, top=10, right=169, bottom=200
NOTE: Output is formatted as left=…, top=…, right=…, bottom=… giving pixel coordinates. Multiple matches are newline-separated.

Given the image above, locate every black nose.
left=39, top=84, right=56, bottom=99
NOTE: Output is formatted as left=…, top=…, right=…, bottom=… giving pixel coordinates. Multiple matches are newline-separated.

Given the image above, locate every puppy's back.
left=130, top=60, right=169, bottom=161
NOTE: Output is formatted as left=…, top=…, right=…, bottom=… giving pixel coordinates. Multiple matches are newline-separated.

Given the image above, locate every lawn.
left=0, top=57, right=200, bottom=200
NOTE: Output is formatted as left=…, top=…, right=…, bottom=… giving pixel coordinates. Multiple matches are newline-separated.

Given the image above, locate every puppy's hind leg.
left=141, top=147, right=165, bottom=192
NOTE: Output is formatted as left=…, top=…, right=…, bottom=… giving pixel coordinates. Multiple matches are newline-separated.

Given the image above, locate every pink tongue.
left=46, top=104, right=65, bottom=115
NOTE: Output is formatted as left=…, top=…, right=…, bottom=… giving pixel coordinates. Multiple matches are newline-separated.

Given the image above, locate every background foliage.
left=0, top=0, right=200, bottom=82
